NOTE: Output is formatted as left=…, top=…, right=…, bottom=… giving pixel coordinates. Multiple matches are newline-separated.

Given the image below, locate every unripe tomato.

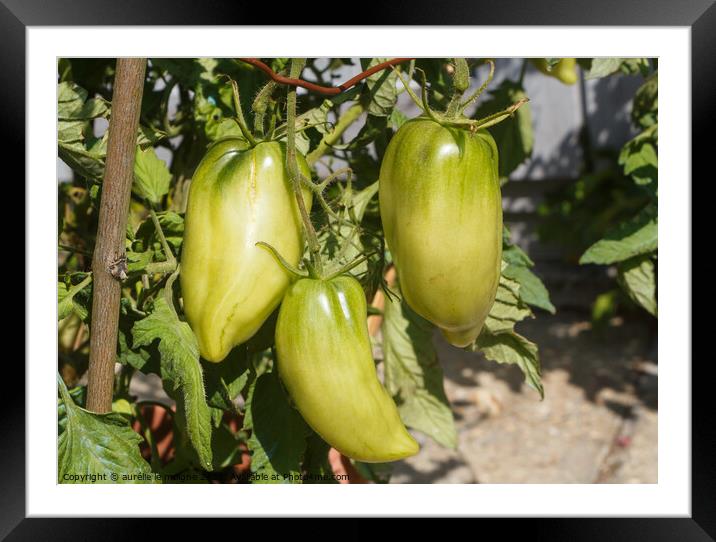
left=181, top=139, right=312, bottom=362
left=379, top=118, right=502, bottom=348
left=532, top=58, right=579, bottom=85
left=275, top=275, right=419, bottom=462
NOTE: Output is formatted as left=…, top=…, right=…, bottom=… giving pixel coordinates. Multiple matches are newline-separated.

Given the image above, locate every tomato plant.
left=56, top=56, right=656, bottom=484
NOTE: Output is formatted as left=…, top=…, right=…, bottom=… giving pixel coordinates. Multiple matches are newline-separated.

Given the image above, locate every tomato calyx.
left=256, top=241, right=372, bottom=283
left=256, top=241, right=309, bottom=280
left=395, top=59, right=529, bottom=134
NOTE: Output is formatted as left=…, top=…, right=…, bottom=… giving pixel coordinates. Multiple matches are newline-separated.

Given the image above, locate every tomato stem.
left=57, top=371, right=72, bottom=406
left=445, top=58, right=469, bottom=118
left=392, top=65, right=423, bottom=111
left=251, top=79, right=278, bottom=138
left=228, top=77, right=258, bottom=147
left=149, top=208, right=176, bottom=268
left=323, top=252, right=374, bottom=282
left=416, top=69, right=442, bottom=124
left=306, top=103, right=363, bottom=166
left=459, top=60, right=495, bottom=113
left=163, top=265, right=181, bottom=318
left=64, top=272, right=93, bottom=300
left=286, top=58, right=324, bottom=275
left=255, top=241, right=309, bottom=280
left=470, top=97, right=530, bottom=130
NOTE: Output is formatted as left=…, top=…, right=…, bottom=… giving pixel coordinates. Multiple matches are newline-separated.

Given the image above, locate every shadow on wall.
left=511, top=58, right=642, bottom=181
left=517, top=128, right=583, bottom=184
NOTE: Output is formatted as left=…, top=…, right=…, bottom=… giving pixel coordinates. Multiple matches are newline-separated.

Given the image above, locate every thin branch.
left=58, top=243, right=93, bottom=257
left=149, top=209, right=176, bottom=266
left=285, top=58, right=323, bottom=275
left=306, top=103, right=363, bottom=166
left=238, top=58, right=414, bottom=96
left=226, top=77, right=257, bottom=146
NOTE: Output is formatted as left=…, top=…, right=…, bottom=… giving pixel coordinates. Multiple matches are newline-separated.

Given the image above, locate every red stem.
left=238, top=58, right=414, bottom=95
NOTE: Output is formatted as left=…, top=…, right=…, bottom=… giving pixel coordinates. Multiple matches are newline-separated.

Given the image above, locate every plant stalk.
left=306, top=103, right=363, bottom=166
left=86, top=58, right=147, bottom=414
left=286, top=58, right=323, bottom=275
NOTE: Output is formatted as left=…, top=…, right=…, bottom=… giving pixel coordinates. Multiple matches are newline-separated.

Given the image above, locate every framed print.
left=5, top=0, right=709, bottom=537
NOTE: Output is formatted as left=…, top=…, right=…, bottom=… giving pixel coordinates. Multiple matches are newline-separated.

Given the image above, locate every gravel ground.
left=390, top=309, right=658, bottom=484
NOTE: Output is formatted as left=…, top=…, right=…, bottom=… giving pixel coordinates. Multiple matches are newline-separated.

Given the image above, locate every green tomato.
left=379, top=118, right=502, bottom=348
left=532, top=58, right=579, bottom=85
left=181, top=139, right=312, bottom=362
left=275, top=275, right=419, bottom=463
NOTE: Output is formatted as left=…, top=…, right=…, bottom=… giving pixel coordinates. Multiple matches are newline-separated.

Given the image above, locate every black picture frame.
left=7, top=0, right=706, bottom=538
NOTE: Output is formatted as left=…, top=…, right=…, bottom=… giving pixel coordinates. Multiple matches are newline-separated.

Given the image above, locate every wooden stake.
left=86, top=58, right=147, bottom=413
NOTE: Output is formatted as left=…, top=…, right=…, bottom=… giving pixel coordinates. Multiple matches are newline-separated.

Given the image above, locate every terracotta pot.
left=131, top=403, right=176, bottom=465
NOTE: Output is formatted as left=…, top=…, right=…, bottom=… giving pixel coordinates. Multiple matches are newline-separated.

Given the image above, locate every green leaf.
left=620, top=58, right=651, bottom=77
left=475, top=330, right=543, bottom=398
left=57, top=378, right=157, bottom=483
left=469, top=236, right=544, bottom=397
left=58, top=139, right=106, bottom=181
left=57, top=82, right=109, bottom=180
left=361, top=58, right=399, bottom=117
left=151, top=58, right=211, bottom=88
left=244, top=370, right=308, bottom=483
left=133, top=211, right=184, bottom=256
left=58, top=278, right=91, bottom=322
left=351, top=180, right=379, bottom=222
left=57, top=120, right=84, bottom=143
left=473, top=81, right=533, bottom=178
left=293, top=130, right=311, bottom=156
left=58, top=82, right=88, bottom=117
left=303, top=99, right=333, bottom=135
left=58, top=385, right=86, bottom=436
left=353, top=461, right=394, bottom=484
left=618, top=255, right=657, bottom=316
left=204, top=110, right=244, bottom=141
left=58, top=282, right=79, bottom=321
left=209, top=421, right=245, bottom=471
left=583, top=58, right=624, bottom=79
left=125, top=249, right=154, bottom=274
left=632, top=73, right=658, bottom=128
left=389, top=107, right=408, bottom=131
left=502, top=265, right=556, bottom=314
left=348, top=114, right=388, bottom=150
left=133, top=146, right=172, bottom=205
left=302, top=433, right=338, bottom=484
left=58, top=82, right=109, bottom=120
left=117, top=328, right=152, bottom=371
left=202, top=347, right=250, bottom=411
left=382, top=288, right=457, bottom=449
left=619, top=125, right=658, bottom=188
left=502, top=239, right=534, bottom=267
left=580, top=204, right=657, bottom=265
left=57, top=81, right=164, bottom=180
left=484, top=274, right=534, bottom=334
left=132, top=295, right=213, bottom=470
left=137, top=124, right=167, bottom=147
